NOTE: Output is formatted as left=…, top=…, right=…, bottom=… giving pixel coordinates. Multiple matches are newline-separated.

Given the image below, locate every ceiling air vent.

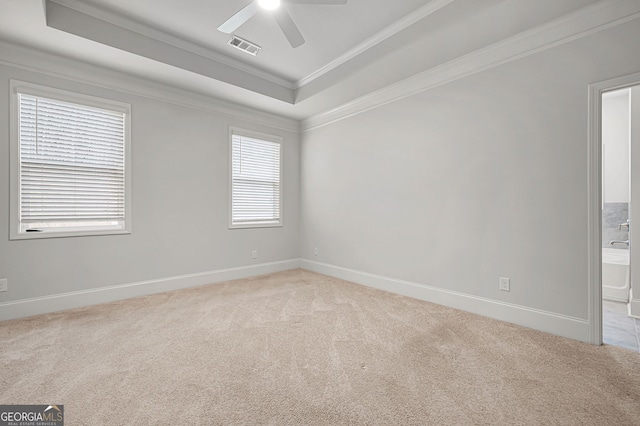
left=227, top=35, right=261, bottom=56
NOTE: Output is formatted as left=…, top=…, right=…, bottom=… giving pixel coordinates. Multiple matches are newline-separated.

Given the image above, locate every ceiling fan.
left=218, top=0, right=348, bottom=48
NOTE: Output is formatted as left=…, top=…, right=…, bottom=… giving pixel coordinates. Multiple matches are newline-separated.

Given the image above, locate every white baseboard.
left=0, top=259, right=300, bottom=322
left=300, top=259, right=591, bottom=343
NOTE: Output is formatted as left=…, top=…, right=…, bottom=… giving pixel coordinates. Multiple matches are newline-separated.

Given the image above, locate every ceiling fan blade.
left=217, top=2, right=259, bottom=34
left=274, top=8, right=305, bottom=48
left=286, top=0, right=348, bottom=4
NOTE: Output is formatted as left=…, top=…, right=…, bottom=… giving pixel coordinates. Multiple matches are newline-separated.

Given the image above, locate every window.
left=10, top=81, right=131, bottom=239
left=230, top=128, right=282, bottom=228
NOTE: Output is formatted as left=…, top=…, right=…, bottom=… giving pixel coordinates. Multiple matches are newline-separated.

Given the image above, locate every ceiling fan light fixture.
left=258, top=0, right=281, bottom=11
left=218, top=0, right=348, bottom=47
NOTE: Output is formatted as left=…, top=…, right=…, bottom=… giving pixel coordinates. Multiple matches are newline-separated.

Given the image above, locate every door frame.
left=588, top=71, right=640, bottom=345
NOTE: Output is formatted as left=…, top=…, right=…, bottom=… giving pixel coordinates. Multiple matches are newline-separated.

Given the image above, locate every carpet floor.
left=1, top=269, right=639, bottom=425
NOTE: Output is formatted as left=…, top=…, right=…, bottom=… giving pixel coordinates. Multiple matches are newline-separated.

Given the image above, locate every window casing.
left=229, top=128, right=282, bottom=229
left=10, top=81, right=131, bottom=239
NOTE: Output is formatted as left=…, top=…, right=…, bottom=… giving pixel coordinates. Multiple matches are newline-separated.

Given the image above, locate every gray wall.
left=300, top=20, right=640, bottom=321
left=0, top=63, right=299, bottom=303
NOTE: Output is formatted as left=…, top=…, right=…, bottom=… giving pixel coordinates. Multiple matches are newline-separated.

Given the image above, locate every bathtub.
left=602, top=248, right=630, bottom=302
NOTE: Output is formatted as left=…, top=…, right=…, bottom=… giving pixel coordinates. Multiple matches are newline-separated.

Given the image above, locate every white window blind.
left=231, top=132, right=281, bottom=227
left=17, top=92, right=126, bottom=233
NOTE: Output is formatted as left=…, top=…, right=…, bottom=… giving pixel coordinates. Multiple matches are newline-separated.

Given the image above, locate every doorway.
left=601, top=87, right=637, bottom=351
left=588, top=73, right=640, bottom=348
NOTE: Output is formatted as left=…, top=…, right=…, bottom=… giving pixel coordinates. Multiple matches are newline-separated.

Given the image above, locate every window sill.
left=228, top=223, right=283, bottom=230
left=10, top=228, right=131, bottom=240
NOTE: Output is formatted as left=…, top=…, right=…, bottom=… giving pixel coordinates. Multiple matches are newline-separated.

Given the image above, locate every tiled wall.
left=603, top=203, right=629, bottom=249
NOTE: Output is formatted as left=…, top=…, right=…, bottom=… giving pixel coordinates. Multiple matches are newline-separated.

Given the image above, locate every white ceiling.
left=79, top=0, right=431, bottom=82
left=0, top=0, right=606, bottom=120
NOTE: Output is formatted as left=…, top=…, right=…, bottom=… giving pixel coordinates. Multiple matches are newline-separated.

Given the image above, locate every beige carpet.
left=1, top=269, right=639, bottom=425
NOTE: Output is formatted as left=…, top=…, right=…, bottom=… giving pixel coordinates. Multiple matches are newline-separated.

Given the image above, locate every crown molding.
left=301, top=0, right=640, bottom=132
left=49, top=0, right=295, bottom=90
left=0, top=40, right=300, bottom=133
left=6, top=0, right=638, bottom=135
left=294, top=0, right=456, bottom=90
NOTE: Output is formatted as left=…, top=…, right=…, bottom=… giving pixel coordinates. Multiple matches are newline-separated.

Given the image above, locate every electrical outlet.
left=499, top=277, right=510, bottom=292
left=251, top=250, right=258, bottom=259
left=313, top=247, right=318, bottom=256
left=0, top=278, right=7, bottom=292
